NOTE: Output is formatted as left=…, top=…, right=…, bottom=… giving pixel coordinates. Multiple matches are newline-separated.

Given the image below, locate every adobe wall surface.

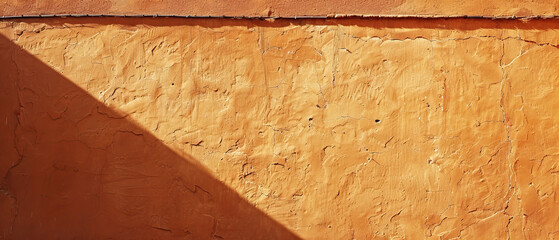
left=1, top=17, right=559, bottom=239
left=2, top=0, right=559, bottom=17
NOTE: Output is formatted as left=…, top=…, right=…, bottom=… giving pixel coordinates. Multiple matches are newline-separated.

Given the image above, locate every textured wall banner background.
left=1, top=7, right=559, bottom=240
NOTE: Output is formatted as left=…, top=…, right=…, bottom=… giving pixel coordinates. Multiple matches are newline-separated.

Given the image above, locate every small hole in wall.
left=171, top=83, right=175, bottom=86
left=309, top=117, right=313, bottom=121
left=375, top=119, right=381, bottom=123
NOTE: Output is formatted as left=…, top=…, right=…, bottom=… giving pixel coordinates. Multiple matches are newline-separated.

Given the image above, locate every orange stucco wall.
left=2, top=17, right=559, bottom=239
left=2, top=0, right=559, bottom=17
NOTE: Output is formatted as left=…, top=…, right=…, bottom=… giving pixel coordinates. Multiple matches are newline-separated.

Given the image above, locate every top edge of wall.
left=2, top=0, right=559, bottom=19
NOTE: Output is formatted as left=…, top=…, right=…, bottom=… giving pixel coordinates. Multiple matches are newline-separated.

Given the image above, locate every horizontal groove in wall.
left=1, top=14, right=559, bottom=20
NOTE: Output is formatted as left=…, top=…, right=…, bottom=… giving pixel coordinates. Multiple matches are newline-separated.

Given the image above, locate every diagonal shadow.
left=0, top=34, right=300, bottom=239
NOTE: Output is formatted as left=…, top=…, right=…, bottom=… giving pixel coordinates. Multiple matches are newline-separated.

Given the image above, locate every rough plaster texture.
left=1, top=18, right=559, bottom=239
left=2, top=0, right=559, bottom=17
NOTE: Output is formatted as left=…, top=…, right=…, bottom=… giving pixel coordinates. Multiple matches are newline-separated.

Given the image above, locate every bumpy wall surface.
left=2, top=0, right=559, bottom=17
left=2, top=17, right=559, bottom=239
